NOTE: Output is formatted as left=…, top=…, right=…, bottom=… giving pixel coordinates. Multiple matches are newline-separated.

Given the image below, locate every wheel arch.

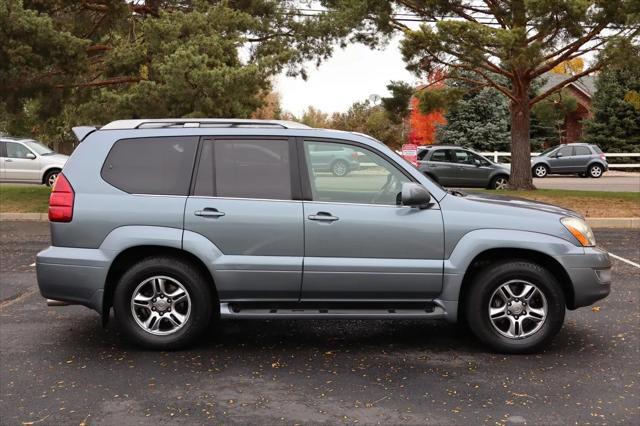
left=102, top=245, right=218, bottom=326
left=456, top=248, right=575, bottom=322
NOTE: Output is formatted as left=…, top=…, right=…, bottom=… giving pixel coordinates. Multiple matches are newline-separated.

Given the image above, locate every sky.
left=275, top=37, right=419, bottom=116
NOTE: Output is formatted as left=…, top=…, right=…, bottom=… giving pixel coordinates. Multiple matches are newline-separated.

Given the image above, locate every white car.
left=0, top=137, right=69, bottom=186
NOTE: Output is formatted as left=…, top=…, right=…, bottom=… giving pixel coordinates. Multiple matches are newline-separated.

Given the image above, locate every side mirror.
left=474, top=158, right=482, bottom=167
left=401, top=183, right=432, bottom=208
left=26, top=153, right=36, bottom=160
left=555, top=152, right=563, bottom=158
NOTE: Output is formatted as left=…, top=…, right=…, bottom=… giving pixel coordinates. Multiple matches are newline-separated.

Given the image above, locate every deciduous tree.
left=324, top=0, right=639, bottom=189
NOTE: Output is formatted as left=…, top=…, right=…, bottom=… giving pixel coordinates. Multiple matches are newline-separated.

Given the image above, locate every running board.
left=219, top=302, right=447, bottom=319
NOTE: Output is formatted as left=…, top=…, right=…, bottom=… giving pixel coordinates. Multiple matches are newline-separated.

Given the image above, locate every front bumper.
left=36, top=246, right=110, bottom=314
left=557, top=247, right=611, bottom=309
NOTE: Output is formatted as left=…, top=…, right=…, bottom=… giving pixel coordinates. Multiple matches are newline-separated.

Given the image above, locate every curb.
left=1, top=213, right=639, bottom=229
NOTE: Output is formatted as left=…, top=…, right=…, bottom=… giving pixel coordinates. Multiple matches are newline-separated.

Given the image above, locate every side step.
left=220, top=302, right=447, bottom=320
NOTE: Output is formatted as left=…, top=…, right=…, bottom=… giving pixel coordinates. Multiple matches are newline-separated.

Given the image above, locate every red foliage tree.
left=409, top=69, right=447, bottom=145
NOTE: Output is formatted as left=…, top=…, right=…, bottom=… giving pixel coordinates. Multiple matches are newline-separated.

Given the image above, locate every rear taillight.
left=600, top=154, right=606, bottom=161
left=48, top=173, right=74, bottom=222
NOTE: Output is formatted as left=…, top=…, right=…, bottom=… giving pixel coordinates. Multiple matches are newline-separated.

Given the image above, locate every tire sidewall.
left=466, top=261, right=565, bottom=353
left=113, top=258, right=213, bottom=350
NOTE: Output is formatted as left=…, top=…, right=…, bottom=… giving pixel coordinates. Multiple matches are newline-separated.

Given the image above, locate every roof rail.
left=100, top=118, right=310, bottom=130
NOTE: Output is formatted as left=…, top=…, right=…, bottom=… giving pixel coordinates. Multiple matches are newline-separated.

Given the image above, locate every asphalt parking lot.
left=1, top=221, right=638, bottom=425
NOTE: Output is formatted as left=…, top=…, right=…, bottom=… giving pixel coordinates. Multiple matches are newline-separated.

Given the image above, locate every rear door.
left=3, top=142, right=41, bottom=182
left=572, top=146, right=592, bottom=172
left=425, top=149, right=457, bottom=186
left=184, top=137, right=304, bottom=301
left=300, top=139, right=444, bottom=301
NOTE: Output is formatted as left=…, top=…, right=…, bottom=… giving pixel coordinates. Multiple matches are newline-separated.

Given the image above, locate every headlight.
left=561, top=217, right=596, bottom=247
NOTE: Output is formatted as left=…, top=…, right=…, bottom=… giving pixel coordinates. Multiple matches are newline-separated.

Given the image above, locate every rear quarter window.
left=101, top=137, right=198, bottom=195
left=591, top=145, right=603, bottom=154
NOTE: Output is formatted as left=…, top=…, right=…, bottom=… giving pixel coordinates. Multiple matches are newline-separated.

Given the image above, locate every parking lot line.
left=609, top=253, right=640, bottom=268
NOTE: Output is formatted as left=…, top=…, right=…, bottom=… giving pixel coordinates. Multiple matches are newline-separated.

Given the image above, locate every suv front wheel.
left=113, top=256, right=214, bottom=350
left=465, top=260, right=565, bottom=353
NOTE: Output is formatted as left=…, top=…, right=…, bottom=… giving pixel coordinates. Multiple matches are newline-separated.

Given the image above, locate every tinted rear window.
left=101, top=137, right=198, bottom=195
left=194, top=139, right=292, bottom=200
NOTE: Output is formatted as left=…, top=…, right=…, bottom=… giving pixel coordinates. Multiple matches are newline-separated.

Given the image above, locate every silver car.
left=36, top=119, right=611, bottom=353
left=532, top=143, right=608, bottom=178
left=0, top=137, right=69, bottom=186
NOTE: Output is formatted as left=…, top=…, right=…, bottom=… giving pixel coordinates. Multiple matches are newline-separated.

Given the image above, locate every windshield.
left=537, top=146, right=558, bottom=157
left=23, top=141, right=54, bottom=155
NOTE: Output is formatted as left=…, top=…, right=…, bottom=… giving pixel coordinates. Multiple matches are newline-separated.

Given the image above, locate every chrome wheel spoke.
left=167, top=311, right=186, bottom=328
left=489, top=280, right=548, bottom=340
left=133, top=293, right=152, bottom=307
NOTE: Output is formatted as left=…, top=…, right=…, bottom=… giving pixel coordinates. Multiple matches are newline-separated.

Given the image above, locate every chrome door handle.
left=194, top=208, right=225, bottom=218
left=308, top=212, right=339, bottom=222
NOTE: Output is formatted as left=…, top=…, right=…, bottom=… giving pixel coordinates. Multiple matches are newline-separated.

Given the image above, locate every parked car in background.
left=37, top=119, right=610, bottom=354
left=417, top=145, right=511, bottom=189
left=0, top=137, right=69, bottom=186
left=531, top=143, right=607, bottom=178
left=308, top=143, right=360, bottom=176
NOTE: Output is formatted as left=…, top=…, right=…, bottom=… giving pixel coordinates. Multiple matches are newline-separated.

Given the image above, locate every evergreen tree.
left=584, top=62, right=640, bottom=152
left=437, top=87, right=510, bottom=152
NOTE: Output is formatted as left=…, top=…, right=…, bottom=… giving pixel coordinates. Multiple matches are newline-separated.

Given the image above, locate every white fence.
left=481, top=152, right=640, bottom=169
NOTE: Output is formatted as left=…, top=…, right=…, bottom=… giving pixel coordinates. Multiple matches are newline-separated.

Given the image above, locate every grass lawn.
left=0, top=185, right=50, bottom=213
left=469, top=189, right=640, bottom=218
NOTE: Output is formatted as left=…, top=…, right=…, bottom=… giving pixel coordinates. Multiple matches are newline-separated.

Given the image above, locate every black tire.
left=113, top=256, right=214, bottom=350
left=578, top=172, right=588, bottom=178
left=489, top=175, right=509, bottom=190
left=588, top=163, right=604, bottom=178
left=532, top=164, right=548, bottom=178
left=331, top=160, right=349, bottom=177
left=464, top=260, right=565, bottom=354
left=44, top=169, right=61, bottom=187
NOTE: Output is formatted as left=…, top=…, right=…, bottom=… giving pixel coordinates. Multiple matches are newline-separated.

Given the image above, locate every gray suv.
left=36, top=119, right=611, bottom=353
left=417, top=146, right=510, bottom=189
left=532, top=143, right=608, bottom=178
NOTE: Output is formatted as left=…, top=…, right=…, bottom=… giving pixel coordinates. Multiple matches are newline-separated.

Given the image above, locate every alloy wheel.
left=494, top=177, right=508, bottom=190
left=590, top=165, right=602, bottom=178
left=47, top=172, right=59, bottom=187
left=534, top=165, right=547, bottom=178
left=130, top=276, right=191, bottom=336
left=488, top=280, right=548, bottom=339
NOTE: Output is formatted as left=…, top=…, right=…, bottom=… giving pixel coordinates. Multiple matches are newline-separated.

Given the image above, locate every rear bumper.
left=556, top=247, right=611, bottom=309
left=36, top=246, right=110, bottom=314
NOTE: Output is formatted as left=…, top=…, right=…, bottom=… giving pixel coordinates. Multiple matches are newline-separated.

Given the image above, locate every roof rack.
left=100, top=118, right=310, bottom=130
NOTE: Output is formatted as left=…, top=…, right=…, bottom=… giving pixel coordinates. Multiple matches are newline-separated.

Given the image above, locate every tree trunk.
left=509, top=81, right=535, bottom=190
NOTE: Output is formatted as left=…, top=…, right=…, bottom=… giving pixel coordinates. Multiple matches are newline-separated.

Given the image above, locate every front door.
left=4, top=142, right=41, bottom=182
left=300, top=139, right=444, bottom=301
left=548, top=146, right=574, bottom=173
left=184, top=137, right=304, bottom=301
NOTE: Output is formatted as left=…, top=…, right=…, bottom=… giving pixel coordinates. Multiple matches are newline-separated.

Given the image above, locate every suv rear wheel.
left=588, top=163, right=604, bottom=178
left=464, top=260, right=565, bottom=353
left=113, top=256, right=214, bottom=350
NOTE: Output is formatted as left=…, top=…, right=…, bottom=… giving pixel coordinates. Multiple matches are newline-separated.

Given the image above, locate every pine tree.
left=584, top=62, right=640, bottom=152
